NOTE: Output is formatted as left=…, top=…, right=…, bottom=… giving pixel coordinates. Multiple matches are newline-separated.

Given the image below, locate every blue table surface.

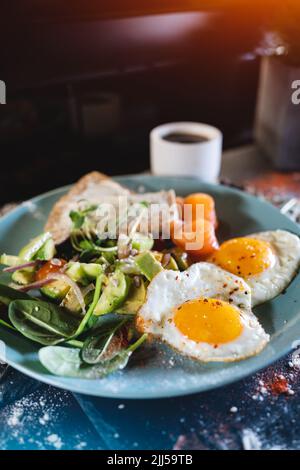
left=1, top=349, right=300, bottom=450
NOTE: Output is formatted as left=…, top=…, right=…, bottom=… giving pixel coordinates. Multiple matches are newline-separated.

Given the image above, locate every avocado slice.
left=169, top=247, right=190, bottom=271
left=116, top=281, right=146, bottom=314
left=153, top=252, right=178, bottom=271
left=12, top=269, right=35, bottom=285
left=93, top=271, right=130, bottom=316
left=135, top=252, right=163, bottom=281
left=41, top=280, right=70, bottom=301
left=61, top=286, right=94, bottom=316
left=165, top=255, right=178, bottom=271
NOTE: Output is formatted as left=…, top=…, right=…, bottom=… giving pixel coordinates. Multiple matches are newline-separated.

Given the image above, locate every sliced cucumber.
left=0, top=254, right=22, bottom=267
left=66, top=262, right=103, bottom=284
left=35, top=238, right=56, bottom=261
left=65, top=262, right=83, bottom=283
left=82, top=263, right=103, bottom=280
left=19, top=232, right=52, bottom=261
left=94, top=271, right=130, bottom=316
left=131, top=233, right=154, bottom=253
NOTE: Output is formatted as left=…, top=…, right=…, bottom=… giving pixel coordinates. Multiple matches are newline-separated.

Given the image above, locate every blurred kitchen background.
left=0, top=1, right=299, bottom=204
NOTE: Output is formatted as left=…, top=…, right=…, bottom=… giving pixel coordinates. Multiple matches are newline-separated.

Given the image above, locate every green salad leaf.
left=0, top=283, right=31, bottom=306
left=81, top=313, right=132, bottom=365
left=9, top=299, right=80, bottom=345
left=39, top=333, right=147, bottom=379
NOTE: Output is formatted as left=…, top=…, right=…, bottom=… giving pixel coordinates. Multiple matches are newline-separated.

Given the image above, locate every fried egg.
left=211, top=230, right=300, bottom=306
left=137, top=263, right=269, bottom=362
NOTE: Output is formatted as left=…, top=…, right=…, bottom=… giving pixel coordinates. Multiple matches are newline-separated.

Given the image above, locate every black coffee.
left=162, top=132, right=209, bottom=144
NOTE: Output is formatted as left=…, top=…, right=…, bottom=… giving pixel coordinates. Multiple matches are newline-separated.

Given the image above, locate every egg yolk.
left=211, top=237, right=274, bottom=277
left=174, top=297, right=243, bottom=345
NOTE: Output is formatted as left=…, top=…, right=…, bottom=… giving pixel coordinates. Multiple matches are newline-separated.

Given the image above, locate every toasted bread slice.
left=45, top=171, right=178, bottom=245
left=45, top=172, right=130, bottom=244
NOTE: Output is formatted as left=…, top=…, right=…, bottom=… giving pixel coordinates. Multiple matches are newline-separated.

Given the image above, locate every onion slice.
left=45, top=272, right=86, bottom=315
left=3, top=261, right=38, bottom=273
left=12, top=272, right=86, bottom=315
left=15, top=278, right=54, bottom=292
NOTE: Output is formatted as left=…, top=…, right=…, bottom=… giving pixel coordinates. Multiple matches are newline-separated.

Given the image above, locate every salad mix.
left=0, top=197, right=201, bottom=379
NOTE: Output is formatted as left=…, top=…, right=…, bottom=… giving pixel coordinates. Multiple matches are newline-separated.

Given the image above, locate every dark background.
left=0, top=2, right=271, bottom=204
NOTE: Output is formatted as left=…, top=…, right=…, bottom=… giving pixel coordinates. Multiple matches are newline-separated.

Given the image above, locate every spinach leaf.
left=6, top=274, right=102, bottom=346
left=9, top=299, right=80, bottom=346
left=0, top=283, right=31, bottom=306
left=0, top=318, right=16, bottom=331
left=81, top=313, right=132, bottom=365
left=39, top=334, right=147, bottom=379
left=0, top=284, right=32, bottom=331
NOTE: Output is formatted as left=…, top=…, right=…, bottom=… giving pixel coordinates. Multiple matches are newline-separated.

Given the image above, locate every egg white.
left=137, top=262, right=269, bottom=362
left=243, top=230, right=300, bottom=306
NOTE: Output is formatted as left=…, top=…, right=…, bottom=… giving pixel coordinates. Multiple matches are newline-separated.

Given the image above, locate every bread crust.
left=45, top=171, right=178, bottom=245
left=45, top=172, right=123, bottom=244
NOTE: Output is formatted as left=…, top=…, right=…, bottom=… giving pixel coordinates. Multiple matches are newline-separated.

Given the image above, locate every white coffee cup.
left=150, top=122, right=223, bottom=183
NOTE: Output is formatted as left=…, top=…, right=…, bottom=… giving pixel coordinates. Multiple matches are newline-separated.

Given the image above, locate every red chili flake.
left=223, top=283, right=228, bottom=288
left=269, top=375, right=289, bottom=395
left=175, top=276, right=179, bottom=281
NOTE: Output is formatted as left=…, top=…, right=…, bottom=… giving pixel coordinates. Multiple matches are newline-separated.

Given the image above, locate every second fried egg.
left=137, top=263, right=269, bottom=362
left=211, top=230, right=300, bottom=306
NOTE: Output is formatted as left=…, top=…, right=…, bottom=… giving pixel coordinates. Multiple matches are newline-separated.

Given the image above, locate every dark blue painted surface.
left=1, top=350, right=300, bottom=450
